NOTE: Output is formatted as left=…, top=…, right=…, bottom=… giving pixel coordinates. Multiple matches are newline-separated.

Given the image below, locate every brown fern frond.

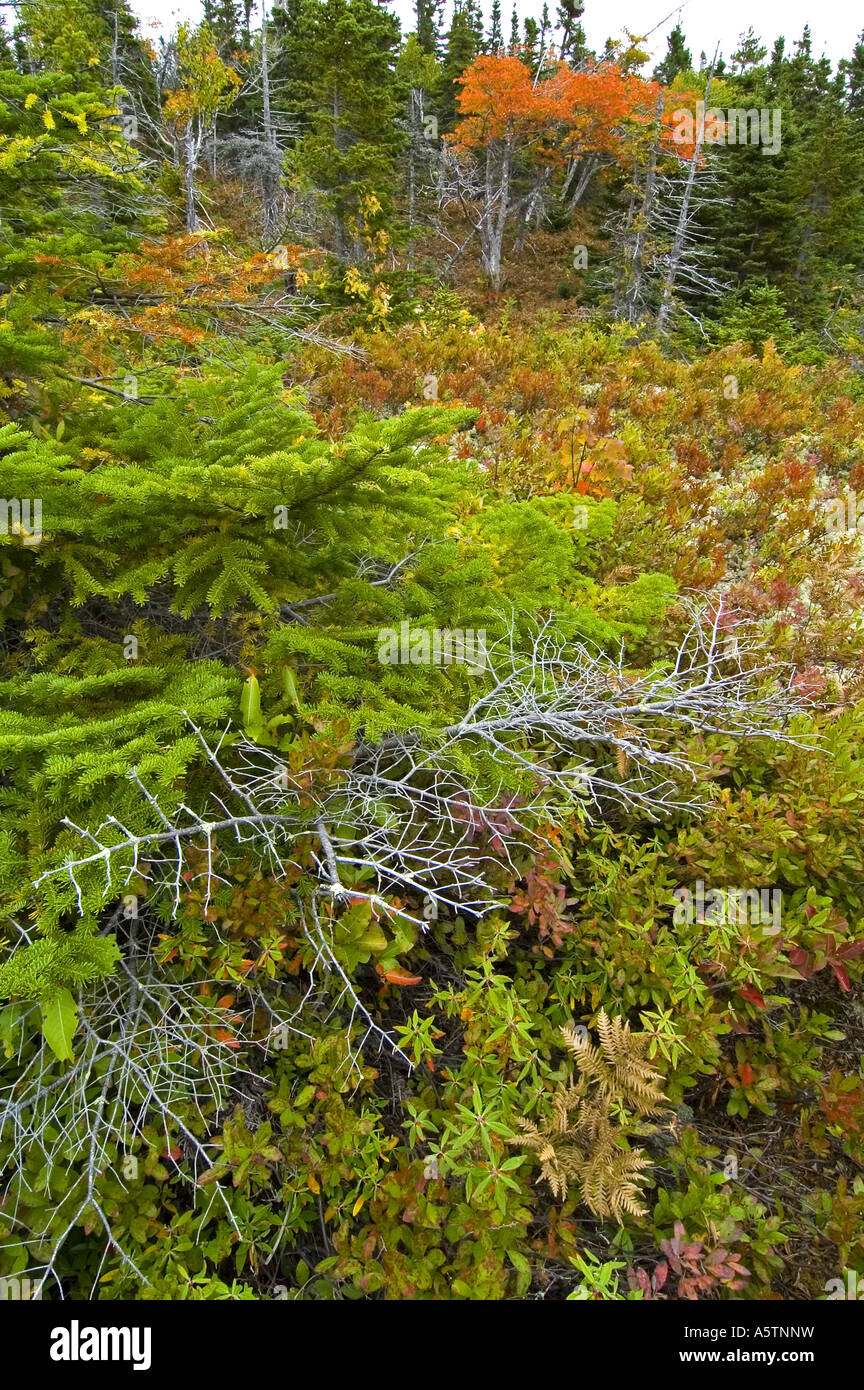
left=596, top=1009, right=629, bottom=1064
left=560, top=1020, right=587, bottom=1055
left=510, top=1013, right=668, bottom=1223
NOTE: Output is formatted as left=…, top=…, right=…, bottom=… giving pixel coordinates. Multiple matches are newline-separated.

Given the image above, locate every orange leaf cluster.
left=449, top=55, right=660, bottom=168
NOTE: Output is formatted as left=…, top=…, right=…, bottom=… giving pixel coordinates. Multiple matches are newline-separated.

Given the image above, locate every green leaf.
left=0, top=1001, right=30, bottom=1058
left=358, top=924, right=388, bottom=953
left=240, top=674, right=261, bottom=730
left=40, top=988, right=78, bottom=1061
left=282, top=667, right=301, bottom=709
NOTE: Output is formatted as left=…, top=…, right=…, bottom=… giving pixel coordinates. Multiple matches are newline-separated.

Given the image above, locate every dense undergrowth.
left=2, top=0, right=864, bottom=1305
left=3, top=311, right=864, bottom=1301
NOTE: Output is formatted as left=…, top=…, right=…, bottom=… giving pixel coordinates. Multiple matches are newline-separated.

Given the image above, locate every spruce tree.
left=509, top=4, right=520, bottom=54
left=696, top=27, right=864, bottom=334
left=556, top=0, right=586, bottom=63
left=203, top=0, right=242, bottom=54
left=653, top=22, right=691, bottom=85
left=440, top=0, right=483, bottom=129
left=275, top=0, right=405, bottom=255
left=730, top=26, right=767, bottom=76
left=840, top=30, right=864, bottom=115
left=487, top=0, right=503, bottom=55
left=414, top=0, right=442, bottom=56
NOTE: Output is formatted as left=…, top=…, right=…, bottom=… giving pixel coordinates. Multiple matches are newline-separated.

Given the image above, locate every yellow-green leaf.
left=240, top=674, right=261, bottom=730
left=282, top=667, right=300, bottom=709
left=41, top=988, right=77, bottom=1061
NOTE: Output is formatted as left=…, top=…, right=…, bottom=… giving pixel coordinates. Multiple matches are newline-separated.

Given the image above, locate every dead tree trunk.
left=260, top=3, right=278, bottom=240
left=622, top=89, right=664, bottom=326
left=184, top=123, right=200, bottom=232
left=656, top=51, right=717, bottom=335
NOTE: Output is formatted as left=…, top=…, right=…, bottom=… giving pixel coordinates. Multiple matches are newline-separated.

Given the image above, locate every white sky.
left=130, top=0, right=862, bottom=69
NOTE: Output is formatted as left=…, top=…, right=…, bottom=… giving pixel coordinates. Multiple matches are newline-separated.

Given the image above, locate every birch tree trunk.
left=514, top=167, right=550, bottom=253
left=480, top=134, right=512, bottom=288
left=184, top=123, right=200, bottom=232
left=110, top=12, right=120, bottom=86
left=562, top=154, right=599, bottom=208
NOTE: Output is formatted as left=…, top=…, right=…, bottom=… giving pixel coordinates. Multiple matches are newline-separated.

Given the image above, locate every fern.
left=511, top=1011, right=669, bottom=1221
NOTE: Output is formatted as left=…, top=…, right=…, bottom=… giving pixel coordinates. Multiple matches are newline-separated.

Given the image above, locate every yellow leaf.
left=352, top=1195, right=365, bottom=1216
left=323, top=1204, right=336, bottom=1221
left=358, top=925, right=388, bottom=953
left=60, top=110, right=88, bottom=134
left=307, top=1172, right=320, bottom=1194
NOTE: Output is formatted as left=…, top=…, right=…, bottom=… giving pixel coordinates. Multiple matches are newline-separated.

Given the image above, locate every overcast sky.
left=130, top=0, right=862, bottom=69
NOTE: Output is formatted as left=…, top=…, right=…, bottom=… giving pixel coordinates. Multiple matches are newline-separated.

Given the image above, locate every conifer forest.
left=3, top=0, right=864, bottom=1330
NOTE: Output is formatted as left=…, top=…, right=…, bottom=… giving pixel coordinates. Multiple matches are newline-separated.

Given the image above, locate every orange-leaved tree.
left=446, top=55, right=557, bottom=288
left=548, top=62, right=659, bottom=207
left=447, top=54, right=655, bottom=287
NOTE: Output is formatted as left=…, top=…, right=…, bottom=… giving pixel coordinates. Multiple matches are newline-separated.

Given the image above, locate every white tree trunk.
left=480, top=135, right=512, bottom=288
left=656, top=53, right=717, bottom=334
left=184, top=123, right=200, bottom=232
left=260, top=3, right=278, bottom=240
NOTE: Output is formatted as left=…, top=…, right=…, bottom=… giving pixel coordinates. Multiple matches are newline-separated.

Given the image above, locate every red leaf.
left=383, top=970, right=422, bottom=986
left=831, top=962, right=851, bottom=992
left=737, top=985, right=765, bottom=1009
